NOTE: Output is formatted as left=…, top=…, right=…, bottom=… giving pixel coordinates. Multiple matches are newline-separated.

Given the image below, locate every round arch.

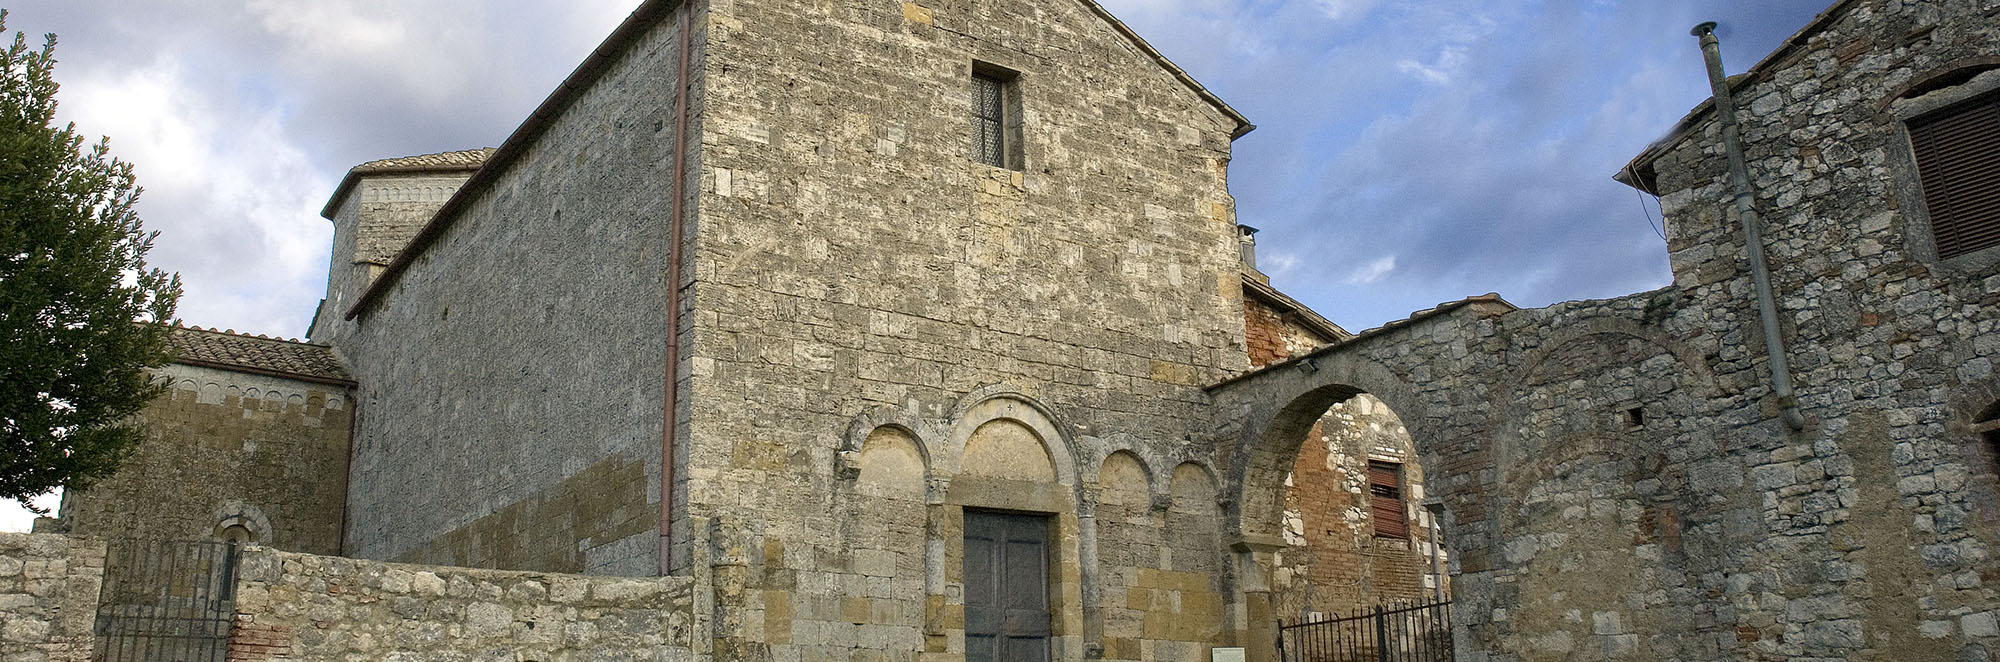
left=1220, top=352, right=1433, bottom=544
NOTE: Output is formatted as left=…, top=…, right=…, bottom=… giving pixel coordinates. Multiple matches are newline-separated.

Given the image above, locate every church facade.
left=37, top=0, right=2000, bottom=660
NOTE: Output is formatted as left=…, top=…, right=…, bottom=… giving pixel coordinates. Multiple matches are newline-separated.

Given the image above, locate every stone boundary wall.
left=0, top=533, right=104, bottom=662
left=227, top=546, right=695, bottom=661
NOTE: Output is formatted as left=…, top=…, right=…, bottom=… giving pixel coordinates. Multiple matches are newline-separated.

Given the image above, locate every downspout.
left=660, top=1, right=694, bottom=576
left=1692, top=22, right=1806, bottom=432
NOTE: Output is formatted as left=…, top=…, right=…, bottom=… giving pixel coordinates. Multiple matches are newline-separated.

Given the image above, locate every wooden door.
left=964, top=511, right=1052, bottom=662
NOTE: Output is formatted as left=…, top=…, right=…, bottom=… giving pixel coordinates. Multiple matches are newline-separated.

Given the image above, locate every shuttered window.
left=972, top=73, right=1007, bottom=168
left=1909, top=91, right=2000, bottom=259
left=1369, top=461, right=1408, bottom=539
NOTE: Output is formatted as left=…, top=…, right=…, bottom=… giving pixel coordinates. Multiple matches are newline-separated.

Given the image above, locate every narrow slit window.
left=1909, top=90, right=2000, bottom=259
left=972, top=73, right=1007, bottom=168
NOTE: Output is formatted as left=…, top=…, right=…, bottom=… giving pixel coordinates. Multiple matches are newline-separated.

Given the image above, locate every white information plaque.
left=1210, top=647, right=1246, bottom=662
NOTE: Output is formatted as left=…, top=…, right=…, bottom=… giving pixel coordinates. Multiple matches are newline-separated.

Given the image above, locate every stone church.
left=23, top=0, right=2000, bottom=660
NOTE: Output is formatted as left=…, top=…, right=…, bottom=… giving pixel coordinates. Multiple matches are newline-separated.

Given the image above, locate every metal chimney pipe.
left=1692, top=22, right=1806, bottom=431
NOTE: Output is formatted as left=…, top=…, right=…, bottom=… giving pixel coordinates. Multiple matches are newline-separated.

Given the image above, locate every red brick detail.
left=1244, top=297, right=1294, bottom=368
left=227, top=615, right=294, bottom=661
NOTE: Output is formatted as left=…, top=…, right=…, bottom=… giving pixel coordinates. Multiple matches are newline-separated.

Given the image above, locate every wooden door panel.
left=965, top=511, right=1051, bottom=662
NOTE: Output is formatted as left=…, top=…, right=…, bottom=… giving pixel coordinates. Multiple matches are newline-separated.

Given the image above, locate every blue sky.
left=0, top=1, right=1835, bottom=525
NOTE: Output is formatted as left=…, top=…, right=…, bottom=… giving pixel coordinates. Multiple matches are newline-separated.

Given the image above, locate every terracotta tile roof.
left=351, top=148, right=496, bottom=173
left=166, top=324, right=354, bottom=386
left=319, top=148, right=494, bottom=218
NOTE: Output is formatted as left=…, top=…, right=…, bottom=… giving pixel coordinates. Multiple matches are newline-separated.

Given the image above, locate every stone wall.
left=309, top=173, right=474, bottom=347
left=0, top=533, right=102, bottom=662
left=1212, top=3, right=2000, bottom=660
left=227, top=546, right=694, bottom=661
left=684, top=0, right=1252, bottom=657
left=337, top=3, right=691, bottom=574
left=59, top=364, right=351, bottom=554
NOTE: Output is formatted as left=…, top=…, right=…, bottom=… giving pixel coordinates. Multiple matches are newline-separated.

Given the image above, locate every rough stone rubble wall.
left=336, top=6, right=690, bottom=575
left=1213, top=2, right=2000, bottom=660
left=0, top=534, right=102, bottom=662
left=684, top=0, right=1247, bottom=658
left=227, top=546, right=694, bottom=661
left=58, top=364, right=351, bottom=554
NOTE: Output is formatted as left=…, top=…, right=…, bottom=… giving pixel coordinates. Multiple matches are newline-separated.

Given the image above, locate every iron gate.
left=1278, top=599, right=1453, bottom=662
left=93, top=539, right=241, bottom=661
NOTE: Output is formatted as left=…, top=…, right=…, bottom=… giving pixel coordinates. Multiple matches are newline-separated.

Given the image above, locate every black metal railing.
left=93, top=538, right=241, bottom=662
left=1278, top=598, right=1453, bottom=662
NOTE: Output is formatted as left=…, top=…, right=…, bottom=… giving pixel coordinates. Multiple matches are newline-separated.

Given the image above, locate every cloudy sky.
left=0, top=0, right=1833, bottom=528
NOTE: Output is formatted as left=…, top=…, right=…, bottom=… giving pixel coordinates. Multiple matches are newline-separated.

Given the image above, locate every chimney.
left=1238, top=224, right=1268, bottom=283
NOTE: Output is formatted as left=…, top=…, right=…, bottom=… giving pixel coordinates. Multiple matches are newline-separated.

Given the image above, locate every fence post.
left=1374, top=606, right=1390, bottom=662
left=1275, top=619, right=1285, bottom=662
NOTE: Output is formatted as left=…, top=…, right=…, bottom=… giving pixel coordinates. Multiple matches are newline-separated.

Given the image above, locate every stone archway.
left=1209, top=350, right=1456, bottom=662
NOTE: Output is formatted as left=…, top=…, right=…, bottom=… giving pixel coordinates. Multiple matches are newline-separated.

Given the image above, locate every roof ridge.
left=352, top=147, right=497, bottom=172
left=168, top=321, right=323, bottom=347
left=320, top=147, right=497, bottom=219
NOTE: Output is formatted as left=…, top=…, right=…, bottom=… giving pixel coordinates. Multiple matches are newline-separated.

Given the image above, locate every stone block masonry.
left=0, top=533, right=103, bottom=662
left=334, top=0, right=689, bottom=572
left=227, top=545, right=694, bottom=661
left=60, top=362, right=352, bottom=554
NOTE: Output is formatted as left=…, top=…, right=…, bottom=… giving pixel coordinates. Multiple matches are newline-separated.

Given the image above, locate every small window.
left=1909, top=90, right=2000, bottom=259
left=1369, top=461, right=1409, bottom=539
left=971, top=64, right=1021, bottom=169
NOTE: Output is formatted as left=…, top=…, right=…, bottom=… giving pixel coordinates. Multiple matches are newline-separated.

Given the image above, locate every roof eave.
left=1079, top=0, right=1255, bottom=140
left=1615, top=0, right=1863, bottom=191
left=319, top=162, right=489, bottom=220
left=345, top=0, right=683, bottom=320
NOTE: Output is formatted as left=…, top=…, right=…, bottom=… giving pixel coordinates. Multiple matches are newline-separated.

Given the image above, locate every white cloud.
left=1313, top=0, right=1381, bottom=23
left=1396, top=45, right=1467, bottom=85
left=58, top=57, right=330, bottom=337
left=1344, top=256, right=1397, bottom=284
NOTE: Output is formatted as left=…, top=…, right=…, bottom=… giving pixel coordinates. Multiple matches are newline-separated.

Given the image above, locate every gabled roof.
left=167, top=324, right=354, bottom=387
left=1241, top=273, right=1350, bottom=342
left=1615, top=0, right=1859, bottom=194
left=1078, top=0, right=1256, bottom=139
left=344, top=0, right=1254, bottom=320
left=319, top=148, right=494, bottom=219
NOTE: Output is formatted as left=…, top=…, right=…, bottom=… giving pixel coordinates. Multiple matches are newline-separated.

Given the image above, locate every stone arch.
left=1084, top=434, right=1166, bottom=487
left=941, top=387, right=1078, bottom=487
left=1223, top=353, right=1429, bottom=544
left=837, top=403, right=940, bottom=482
left=211, top=501, right=272, bottom=545
left=1499, top=327, right=1714, bottom=481
left=1876, top=56, right=2000, bottom=113
left=855, top=426, right=930, bottom=500
left=1508, top=319, right=1720, bottom=399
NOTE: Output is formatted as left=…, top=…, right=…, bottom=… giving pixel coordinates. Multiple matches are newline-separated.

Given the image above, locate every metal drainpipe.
left=660, top=1, right=694, bottom=576
left=1692, top=22, right=1806, bottom=432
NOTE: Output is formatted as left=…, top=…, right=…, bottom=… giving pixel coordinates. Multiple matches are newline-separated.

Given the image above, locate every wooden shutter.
left=1910, top=92, right=2000, bottom=259
left=1369, top=461, right=1408, bottom=539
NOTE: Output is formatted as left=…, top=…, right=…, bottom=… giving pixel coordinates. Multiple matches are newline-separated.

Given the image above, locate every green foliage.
left=0, top=10, right=180, bottom=512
